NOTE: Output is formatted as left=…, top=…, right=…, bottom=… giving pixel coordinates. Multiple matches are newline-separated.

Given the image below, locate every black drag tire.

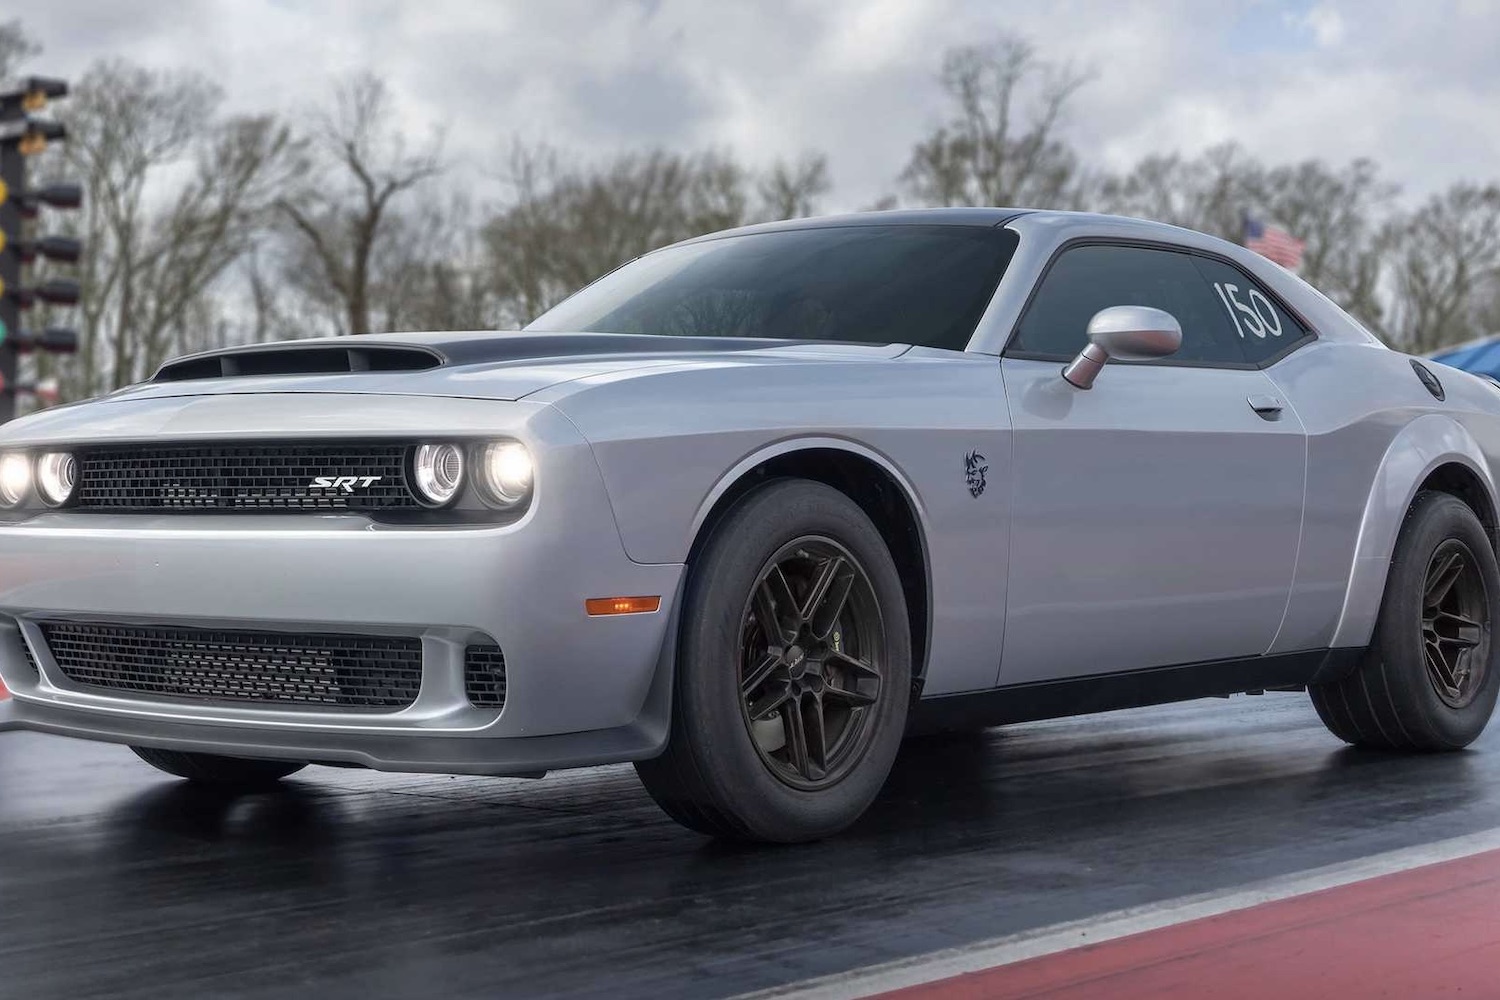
left=636, top=479, right=912, bottom=843
left=1310, top=491, right=1500, bottom=751
left=131, top=746, right=307, bottom=786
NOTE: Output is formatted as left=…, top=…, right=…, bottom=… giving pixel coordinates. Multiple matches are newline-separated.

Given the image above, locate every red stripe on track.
left=878, top=847, right=1500, bottom=999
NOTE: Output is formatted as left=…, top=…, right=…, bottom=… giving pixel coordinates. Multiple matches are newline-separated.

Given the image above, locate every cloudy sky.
left=17, top=0, right=1500, bottom=211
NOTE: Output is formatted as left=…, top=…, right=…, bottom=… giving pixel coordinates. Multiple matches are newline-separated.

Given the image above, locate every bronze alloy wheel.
left=1309, top=491, right=1500, bottom=752
left=737, top=537, right=885, bottom=791
left=1421, top=538, right=1493, bottom=709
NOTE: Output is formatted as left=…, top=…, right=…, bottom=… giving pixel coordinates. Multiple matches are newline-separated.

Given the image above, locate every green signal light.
left=0, top=318, right=7, bottom=345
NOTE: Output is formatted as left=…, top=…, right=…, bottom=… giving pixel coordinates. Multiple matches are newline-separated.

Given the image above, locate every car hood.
left=92, top=331, right=912, bottom=405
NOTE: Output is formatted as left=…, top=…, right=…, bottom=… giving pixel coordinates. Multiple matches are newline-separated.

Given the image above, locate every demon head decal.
left=964, top=450, right=988, bottom=498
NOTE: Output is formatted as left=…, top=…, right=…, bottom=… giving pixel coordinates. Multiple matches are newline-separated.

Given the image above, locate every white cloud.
left=1289, top=3, right=1348, bottom=47
left=17, top=0, right=1500, bottom=212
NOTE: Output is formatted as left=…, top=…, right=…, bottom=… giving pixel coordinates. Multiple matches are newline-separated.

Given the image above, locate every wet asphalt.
left=2, top=693, right=1497, bottom=999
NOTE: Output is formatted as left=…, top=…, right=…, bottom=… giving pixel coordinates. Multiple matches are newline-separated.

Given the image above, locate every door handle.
left=1247, top=394, right=1284, bottom=419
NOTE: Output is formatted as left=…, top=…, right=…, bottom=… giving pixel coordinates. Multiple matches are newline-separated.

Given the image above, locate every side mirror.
left=1061, top=306, right=1182, bottom=389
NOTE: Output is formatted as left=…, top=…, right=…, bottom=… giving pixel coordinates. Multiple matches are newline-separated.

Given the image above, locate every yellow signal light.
left=0, top=230, right=6, bottom=254
left=21, top=90, right=46, bottom=113
left=0, top=276, right=5, bottom=298
left=18, top=131, right=46, bottom=156
left=0, top=178, right=7, bottom=204
left=585, top=595, right=662, bottom=617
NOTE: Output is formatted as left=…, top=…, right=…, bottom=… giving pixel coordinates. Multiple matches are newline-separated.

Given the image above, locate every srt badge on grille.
left=311, top=475, right=383, bottom=493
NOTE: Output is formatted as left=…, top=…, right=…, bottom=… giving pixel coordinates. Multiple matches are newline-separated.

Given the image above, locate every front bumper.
left=0, top=393, right=684, bottom=775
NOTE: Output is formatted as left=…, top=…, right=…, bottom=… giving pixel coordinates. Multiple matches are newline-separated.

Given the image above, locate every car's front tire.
left=636, top=479, right=912, bottom=843
left=1311, top=490, right=1500, bottom=750
left=131, top=747, right=307, bottom=786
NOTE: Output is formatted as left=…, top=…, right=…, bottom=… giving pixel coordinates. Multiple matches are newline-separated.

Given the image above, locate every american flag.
left=1243, top=214, right=1305, bottom=270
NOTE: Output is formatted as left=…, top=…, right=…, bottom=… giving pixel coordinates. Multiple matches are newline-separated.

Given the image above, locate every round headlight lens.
left=36, top=452, right=77, bottom=506
left=0, top=452, right=31, bottom=507
left=412, top=443, right=465, bottom=506
left=480, top=442, right=534, bottom=506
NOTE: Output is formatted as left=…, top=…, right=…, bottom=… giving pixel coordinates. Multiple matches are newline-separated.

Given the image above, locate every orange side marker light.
left=585, top=596, right=662, bottom=617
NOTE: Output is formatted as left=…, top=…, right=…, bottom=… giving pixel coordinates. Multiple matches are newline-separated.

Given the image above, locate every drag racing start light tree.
left=0, top=76, right=81, bottom=423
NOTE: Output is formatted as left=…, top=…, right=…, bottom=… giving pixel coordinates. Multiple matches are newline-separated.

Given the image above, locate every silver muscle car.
left=1, top=209, right=1496, bottom=842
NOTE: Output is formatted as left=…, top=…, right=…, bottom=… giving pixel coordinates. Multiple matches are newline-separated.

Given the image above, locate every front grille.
left=41, top=622, right=423, bottom=710
left=464, top=643, right=508, bottom=709
left=74, top=442, right=421, bottom=512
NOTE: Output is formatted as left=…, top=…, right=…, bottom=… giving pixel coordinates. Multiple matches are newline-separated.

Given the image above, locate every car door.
left=997, top=242, right=1311, bottom=687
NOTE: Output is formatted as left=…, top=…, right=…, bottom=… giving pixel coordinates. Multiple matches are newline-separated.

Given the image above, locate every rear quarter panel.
left=1265, top=341, right=1500, bottom=652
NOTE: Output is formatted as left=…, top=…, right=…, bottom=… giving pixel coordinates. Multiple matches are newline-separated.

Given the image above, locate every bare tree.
left=276, top=73, right=443, bottom=335
left=482, top=143, right=837, bottom=326
left=483, top=144, right=755, bottom=324
left=1095, top=145, right=1398, bottom=335
left=1388, top=183, right=1500, bottom=353
left=37, top=60, right=296, bottom=397
left=1093, top=143, right=1254, bottom=239
left=0, top=18, right=38, bottom=77
left=900, top=35, right=1091, bottom=208
left=1248, top=157, right=1398, bottom=336
left=373, top=192, right=499, bottom=332
left=759, top=153, right=830, bottom=220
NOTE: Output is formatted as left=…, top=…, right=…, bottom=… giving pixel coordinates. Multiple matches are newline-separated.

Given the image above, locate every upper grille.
left=74, top=442, right=421, bottom=512
left=464, top=643, right=508, bottom=709
left=41, top=622, right=423, bottom=710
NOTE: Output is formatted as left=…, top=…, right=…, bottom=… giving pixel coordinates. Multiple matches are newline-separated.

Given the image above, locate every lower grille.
left=464, top=643, right=508, bottom=709
left=41, top=623, right=423, bottom=710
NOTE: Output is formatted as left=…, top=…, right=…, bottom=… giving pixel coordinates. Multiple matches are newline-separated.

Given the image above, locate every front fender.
left=685, top=435, right=932, bottom=543
left=1330, top=413, right=1497, bottom=648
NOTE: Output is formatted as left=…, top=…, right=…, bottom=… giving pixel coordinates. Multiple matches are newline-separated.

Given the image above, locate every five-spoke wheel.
left=636, top=479, right=911, bottom=842
left=739, top=539, right=884, bottom=790
left=1420, top=541, right=1489, bottom=709
left=1312, top=490, right=1500, bottom=751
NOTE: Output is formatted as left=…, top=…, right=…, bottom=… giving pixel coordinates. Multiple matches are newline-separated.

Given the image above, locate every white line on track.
left=737, top=826, right=1500, bottom=1000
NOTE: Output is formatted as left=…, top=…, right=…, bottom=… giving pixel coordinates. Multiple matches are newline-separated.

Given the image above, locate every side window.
left=1011, top=245, right=1249, bottom=366
left=1189, top=257, right=1311, bottom=364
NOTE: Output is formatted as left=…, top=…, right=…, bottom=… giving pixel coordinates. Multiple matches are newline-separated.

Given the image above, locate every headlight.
left=36, top=452, right=78, bottom=506
left=411, top=443, right=465, bottom=506
left=0, top=452, right=30, bottom=507
left=479, top=442, right=534, bottom=507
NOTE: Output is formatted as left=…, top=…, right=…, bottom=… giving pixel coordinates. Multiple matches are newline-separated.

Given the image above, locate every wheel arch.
left=1332, top=414, right=1500, bottom=648
left=686, top=441, right=933, bottom=692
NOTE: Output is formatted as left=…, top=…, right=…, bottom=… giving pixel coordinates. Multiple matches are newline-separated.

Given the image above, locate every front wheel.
left=636, top=479, right=912, bottom=842
left=1311, top=491, right=1500, bottom=750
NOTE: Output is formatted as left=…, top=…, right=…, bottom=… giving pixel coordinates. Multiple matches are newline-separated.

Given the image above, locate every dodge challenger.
left=0, top=208, right=1495, bottom=842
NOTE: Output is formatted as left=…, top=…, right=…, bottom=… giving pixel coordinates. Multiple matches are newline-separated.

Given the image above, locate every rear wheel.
left=131, top=746, right=306, bottom=786
left=636, top=479, right=911, bottom=842
left=1311, top=491, right=1500, bottom=750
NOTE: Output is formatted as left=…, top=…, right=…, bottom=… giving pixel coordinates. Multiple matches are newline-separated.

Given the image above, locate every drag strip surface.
left=1, top=696, right=1496, bottom=999
left=860, top=843, right=1500, bottom=999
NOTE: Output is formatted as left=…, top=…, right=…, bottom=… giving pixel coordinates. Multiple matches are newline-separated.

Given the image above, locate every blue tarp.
left=1430, top=336, right=1500, bottom=378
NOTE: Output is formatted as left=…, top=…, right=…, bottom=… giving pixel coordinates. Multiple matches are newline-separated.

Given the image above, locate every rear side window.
left=1011, top=245, right=1248, bottom=365
left=1188, top=257, right=1311, bottom=364
left=1010, top=243, right=1311, bottom=367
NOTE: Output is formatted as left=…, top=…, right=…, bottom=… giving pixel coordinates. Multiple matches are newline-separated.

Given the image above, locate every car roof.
left=674, top=207, right=1033, bottom=245
left=670, top=207, right=1262, bottom=251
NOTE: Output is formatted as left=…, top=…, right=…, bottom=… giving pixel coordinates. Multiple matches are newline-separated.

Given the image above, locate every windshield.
left=526, top=224, right=1018, bottom=352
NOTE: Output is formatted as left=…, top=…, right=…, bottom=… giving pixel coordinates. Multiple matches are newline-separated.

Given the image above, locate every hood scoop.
left=150, top=332, right=825, bottom=385
left=154, top=344, right=443, bottom=382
